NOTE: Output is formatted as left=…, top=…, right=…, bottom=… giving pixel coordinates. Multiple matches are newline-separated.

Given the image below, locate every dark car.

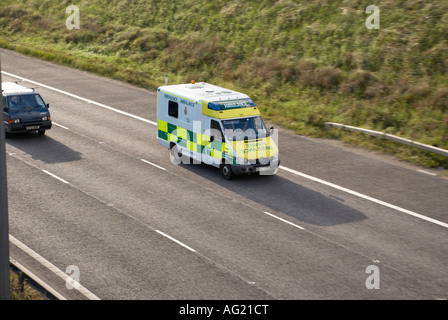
left=2, top=82, right=52, bottom=137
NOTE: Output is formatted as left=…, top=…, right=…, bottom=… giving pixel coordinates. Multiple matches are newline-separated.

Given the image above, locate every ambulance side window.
left=211, top=120, right=223, bottom=141
left=168, top=100, right=178, bottom=118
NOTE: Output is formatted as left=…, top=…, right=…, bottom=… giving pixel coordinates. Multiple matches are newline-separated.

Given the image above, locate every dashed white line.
left=279, top=165, right=448, bottom=229
left=264, top=211, right=305, bottom=230
left=10, top=235, right=101, bottom=300
left=42, top=170, right=69, bottom=184
left=53, top=122, right=69, bottom=130
left=156, top=230, right=196, bottom=252
left=141, top=159, right=166, bottom=171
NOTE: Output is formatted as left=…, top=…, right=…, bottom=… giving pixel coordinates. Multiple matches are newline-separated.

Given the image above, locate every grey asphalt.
left=2, top=48, right=447, bottom=300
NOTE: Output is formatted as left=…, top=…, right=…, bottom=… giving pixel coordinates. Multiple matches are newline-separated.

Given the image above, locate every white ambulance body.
left=157, top=82, right=279, bottom=179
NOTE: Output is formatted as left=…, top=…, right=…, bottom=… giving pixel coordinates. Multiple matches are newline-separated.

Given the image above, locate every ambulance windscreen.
left=221, top=116, right=269, bottom=141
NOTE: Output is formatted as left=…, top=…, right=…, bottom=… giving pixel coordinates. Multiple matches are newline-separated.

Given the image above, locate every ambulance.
left=157, top=81, right=279, bottom=179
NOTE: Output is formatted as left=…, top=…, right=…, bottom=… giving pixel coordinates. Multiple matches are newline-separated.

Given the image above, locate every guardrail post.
left=18, top=271, right=26, bottom=293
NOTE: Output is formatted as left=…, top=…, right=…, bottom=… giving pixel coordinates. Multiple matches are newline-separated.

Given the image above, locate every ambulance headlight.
left=42, top=116, right=50, bottom=121
left=259, top=157, right=270, bottom=165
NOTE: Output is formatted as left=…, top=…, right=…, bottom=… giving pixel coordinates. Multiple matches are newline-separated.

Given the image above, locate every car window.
left=7, top=94, right=46, bottom=110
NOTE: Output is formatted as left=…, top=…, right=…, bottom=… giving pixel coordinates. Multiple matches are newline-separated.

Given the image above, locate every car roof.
left=2, top=82, right=36, bottom=96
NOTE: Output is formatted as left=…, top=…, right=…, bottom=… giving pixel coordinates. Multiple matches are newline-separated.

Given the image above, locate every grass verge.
left=9, top=269, right=48, bottom=300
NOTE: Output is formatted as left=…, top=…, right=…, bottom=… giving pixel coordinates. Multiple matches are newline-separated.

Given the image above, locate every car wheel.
left=220, top=162, right=234, bottom=180
left=170, top=144, right=182, bottom=165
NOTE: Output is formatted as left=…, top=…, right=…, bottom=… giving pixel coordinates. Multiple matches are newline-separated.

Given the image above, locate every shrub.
left=299, top=66, right=342, bottom=91
left=339, top=70, right=381, bottom=98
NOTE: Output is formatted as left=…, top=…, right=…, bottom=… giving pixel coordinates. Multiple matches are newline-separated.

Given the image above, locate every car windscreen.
left=221, top=116, right=269, bottom=141
left=7, top=94, right=46, bottom=111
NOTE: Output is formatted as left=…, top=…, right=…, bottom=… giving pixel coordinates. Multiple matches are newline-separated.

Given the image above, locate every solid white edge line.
left=279, top=165, right=448, bottom=229
left=141, top=159, right=166, bottom=171
left=264, top=211, right=305, bottom=230
left=42, top=170, right=69, bottom=184
left=1, top=71, right=157, bottom=126
left=417, top=170, right=437, bottom=176
left=10, top=257, right=67, bottom=300
left=4, top=71, right=446, bottom=229
left=9, top=235, right=101, bottom=300
left=156, top=230, right=196, bottom=252
left=53, top=122, right=69, bottom=130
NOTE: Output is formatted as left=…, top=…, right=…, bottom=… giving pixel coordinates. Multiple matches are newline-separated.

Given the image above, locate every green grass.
left=9, top=270, right=47, bottom=300
left=0, top=0, right=447, bottom=167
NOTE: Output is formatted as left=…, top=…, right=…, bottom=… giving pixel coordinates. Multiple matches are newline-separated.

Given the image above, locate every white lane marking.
left=4, top=71, right=446, bottom=229
left=264, top=211, right=305, bottom=230
left=10, top=257, right=67, bottom=300
left=53, top=122, right=69, bottom=130
left=1, top=71, right=157, bottom=126
left=141, top=159, right=166, bottom=171
left=9, top=235, right=101, bottom=300
left=42, top=170, right=69, bottom=184
left=417, top=170, right=437, bottom=176
left=279, top=165, right=448, bottom=229
left=156, top=230, right=196, bottom=253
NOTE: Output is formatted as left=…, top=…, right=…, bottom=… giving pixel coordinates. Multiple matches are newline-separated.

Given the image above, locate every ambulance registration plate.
left=26, top=126, right=40, bottom=130
left=256, top=166, right=270, bottom=172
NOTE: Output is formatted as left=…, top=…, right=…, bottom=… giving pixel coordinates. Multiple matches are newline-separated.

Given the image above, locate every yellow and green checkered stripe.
left=158, top=119, right=236, bottom=163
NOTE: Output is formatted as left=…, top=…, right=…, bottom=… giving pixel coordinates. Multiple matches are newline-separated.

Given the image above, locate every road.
left=2, top=48, right=448, bottom=300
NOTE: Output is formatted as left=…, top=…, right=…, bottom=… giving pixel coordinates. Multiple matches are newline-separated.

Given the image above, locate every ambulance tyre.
left=220, top=161, right=234, bottom=180
left=170, top=143, right=182, bottom=165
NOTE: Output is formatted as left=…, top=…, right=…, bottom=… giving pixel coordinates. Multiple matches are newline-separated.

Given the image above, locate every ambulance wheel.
left=220, top=163, right=234, bottom=180
left=38, top=130, right=46, bottom=135
left=170, top=144, right=182, bottom=165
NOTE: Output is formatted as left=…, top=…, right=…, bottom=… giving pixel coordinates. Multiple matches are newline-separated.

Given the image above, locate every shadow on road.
left=179, top=162, right=367, bottom=227
left=6, top=132, right=82, bottom=164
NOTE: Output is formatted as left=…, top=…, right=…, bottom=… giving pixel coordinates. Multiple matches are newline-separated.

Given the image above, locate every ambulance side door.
left=204, top=118, right=224, bottom=167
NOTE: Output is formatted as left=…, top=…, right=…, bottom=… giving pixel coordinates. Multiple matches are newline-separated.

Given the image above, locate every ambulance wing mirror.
left=270, top=126, right=274, bottom=134
left=46, top=103, right=50, bottom=108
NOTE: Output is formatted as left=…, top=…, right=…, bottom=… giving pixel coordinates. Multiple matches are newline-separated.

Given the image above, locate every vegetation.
left=0, top=0, right=447, bottom=167
left=10, top=270, right=47, bottom=300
